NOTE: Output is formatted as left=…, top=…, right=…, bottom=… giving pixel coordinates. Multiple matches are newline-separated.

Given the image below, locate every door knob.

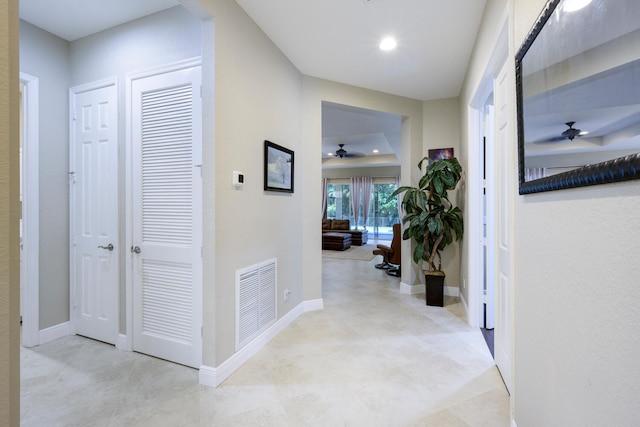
left=98, top=243, right=114, bottom=251
left=131, top=246, right=141, bottom=254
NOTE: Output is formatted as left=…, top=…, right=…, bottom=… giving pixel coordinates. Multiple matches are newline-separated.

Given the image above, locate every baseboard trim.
left=303, top=298, right=323, bottom=311
left=199, top=298, right=323, bottom=388
left=444, top=285, right=459, bottom=297
left=39, top=321, right=70, bottom=345
left=399, top=282, right=425, bottom=294
left=399, top=283, right=459, bottom=297
left=116, top=333, right=131, bottom=351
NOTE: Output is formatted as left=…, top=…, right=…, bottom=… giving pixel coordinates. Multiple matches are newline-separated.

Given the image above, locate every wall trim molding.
left=39, top=322, right=70, bottom=345
left=199, top=298, right=323, bottom=388
left=400, top=282, right=424, bottom=294
left=399, top=282, right=460, bottom=298
left=116, top=334, right=131, bottom=351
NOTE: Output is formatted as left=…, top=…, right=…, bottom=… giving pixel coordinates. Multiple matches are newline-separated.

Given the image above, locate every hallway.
left=21, top=256, right=509, bottom=426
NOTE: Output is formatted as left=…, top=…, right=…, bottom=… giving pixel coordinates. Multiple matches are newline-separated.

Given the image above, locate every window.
left=326, top=181, right=398, bottom=238
left=326, top=184, right=350, bottom=220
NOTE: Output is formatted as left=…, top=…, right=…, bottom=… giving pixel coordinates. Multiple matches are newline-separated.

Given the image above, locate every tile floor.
left=21, top=256, right=510, bottom=426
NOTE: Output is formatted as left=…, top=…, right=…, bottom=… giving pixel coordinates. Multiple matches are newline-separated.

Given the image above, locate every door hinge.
left=68, top=171, right=76, bottom=184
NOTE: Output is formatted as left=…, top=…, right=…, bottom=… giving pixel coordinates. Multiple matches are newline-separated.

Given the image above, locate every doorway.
left=20, top=73, right=40, bottom=348
left=69, top=79, right=119, bottom=345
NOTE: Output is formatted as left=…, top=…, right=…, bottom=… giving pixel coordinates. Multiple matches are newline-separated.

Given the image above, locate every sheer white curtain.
left=321, top=178, right=328, bottom=219
left=350, top=177, right=373, bottom=229
left=525, top=168, right=546, bottom=181
left=395, top=176, right=402, bottom=221
left=361, top=177, right=373, bottom=229
left=350, top=177, right=361, bottom=230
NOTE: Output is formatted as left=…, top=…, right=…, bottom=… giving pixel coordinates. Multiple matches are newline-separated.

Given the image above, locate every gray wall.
left=19, top=21, right=71, bottom=329
left=19, top=6, right=203, bottom=332
left=69, top=5, right=202, bottom=335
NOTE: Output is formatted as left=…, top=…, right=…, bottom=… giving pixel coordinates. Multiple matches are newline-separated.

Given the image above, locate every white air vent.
left=236, top=258, right=277, bottom=350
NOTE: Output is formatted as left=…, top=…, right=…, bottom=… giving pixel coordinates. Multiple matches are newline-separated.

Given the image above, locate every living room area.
left=321, top=101, right=402, bottom=270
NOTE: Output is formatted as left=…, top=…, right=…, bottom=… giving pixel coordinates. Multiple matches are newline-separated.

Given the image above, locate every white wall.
left=462, top=0, right=640, bottom=424
left=423, top=98, right=462, bottom=290
left=69, top=6, right=203, bottom=334
left=19, top=7, right=203, bottom=333
left=322, top=166, right=400, bottom=180
left=193, top=0, right=304, bottom=366
left=302, top=76, right=424, bottom=292
left=512, top=1, right=640, bottom=425
left=19, top=21, right=71, bottom=329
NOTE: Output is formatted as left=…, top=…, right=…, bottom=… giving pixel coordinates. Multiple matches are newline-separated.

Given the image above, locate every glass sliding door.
left=326, top=181, right=399, bottom=238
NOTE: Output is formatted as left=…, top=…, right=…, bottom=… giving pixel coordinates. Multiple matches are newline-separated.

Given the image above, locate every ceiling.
left=19, top=0, right=489, bottom=169
left=19, top=0, right=181, bottom=42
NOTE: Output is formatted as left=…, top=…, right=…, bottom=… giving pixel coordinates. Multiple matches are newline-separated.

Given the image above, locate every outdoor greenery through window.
left=326, top=182, right=399, bottom=238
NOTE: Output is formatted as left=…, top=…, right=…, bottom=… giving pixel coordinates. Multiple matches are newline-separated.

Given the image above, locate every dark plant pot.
left=425, top=273, right=445, bottom=307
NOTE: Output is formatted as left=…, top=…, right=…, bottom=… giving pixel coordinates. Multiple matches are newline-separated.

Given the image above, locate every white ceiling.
left=234, top=0, right=487, bottom=101
left=19, top=0, right=181, bottom=41
left=19, top=0, right=487, bottom=101
left=19, top=0, right=488, bottom=169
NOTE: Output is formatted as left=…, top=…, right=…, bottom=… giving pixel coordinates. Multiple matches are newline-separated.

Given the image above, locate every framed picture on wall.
left=264, top=140, right=294, bottom=193
left=428, top=147, right=454, bottom=162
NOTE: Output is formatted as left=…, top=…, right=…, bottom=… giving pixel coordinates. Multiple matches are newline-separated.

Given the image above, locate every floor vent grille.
left=236, top=258, right=277, bottom=351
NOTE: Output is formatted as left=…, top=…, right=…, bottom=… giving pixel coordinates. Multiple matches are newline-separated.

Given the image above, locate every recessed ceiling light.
left=379, top=37, right=397, bottom=51
left=563, top=0, right=591, bottom=12
left=373, top=149, right=379, bottom=153
left=328, top=152, right=333, bottom=156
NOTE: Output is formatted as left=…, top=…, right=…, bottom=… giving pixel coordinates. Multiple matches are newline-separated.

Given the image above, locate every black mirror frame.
left=516, top=0, right=640, bottom=195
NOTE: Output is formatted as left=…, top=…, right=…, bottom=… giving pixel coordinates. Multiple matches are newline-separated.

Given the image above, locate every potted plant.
left=392, top=157, right=464, bottom=306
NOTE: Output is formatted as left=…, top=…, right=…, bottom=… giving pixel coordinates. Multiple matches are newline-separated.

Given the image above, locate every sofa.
left=322, top=219, right=368, bottom=246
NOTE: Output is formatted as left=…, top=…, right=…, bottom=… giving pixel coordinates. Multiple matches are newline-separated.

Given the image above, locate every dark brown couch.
left=322, top=219, right=368, bottom=246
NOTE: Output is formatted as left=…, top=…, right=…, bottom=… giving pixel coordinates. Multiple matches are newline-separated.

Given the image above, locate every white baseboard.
left=199, top=298, right=323, bottom=388
left=459, top=289, right=469, bottom=318
left=399, top=282, right=425, bottom=294
left=303, top=298, right=323, bottom=311
left=39, top=321, right=70, bottom=345
left=116, top=333, right=131, bottom=351
left=444, top=285, right=459, bottom=297
left=399, top=282, right=459, bottom=298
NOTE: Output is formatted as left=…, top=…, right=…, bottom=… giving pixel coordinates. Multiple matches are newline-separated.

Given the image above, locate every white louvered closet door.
left=131, top=65, right=202, bottom=368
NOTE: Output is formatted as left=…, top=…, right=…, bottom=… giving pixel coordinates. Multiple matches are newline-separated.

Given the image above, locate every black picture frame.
left=264, top=140, right=294, bottom=193
left=515, top=0, right=640, bottom=194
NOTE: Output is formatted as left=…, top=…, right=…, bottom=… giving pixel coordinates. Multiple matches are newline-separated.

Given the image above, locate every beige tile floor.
left=21, top=255, right=510, bottom=426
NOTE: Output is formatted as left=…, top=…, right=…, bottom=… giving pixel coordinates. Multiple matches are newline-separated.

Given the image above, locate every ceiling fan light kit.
left=336, top=144, right=347, bottom=158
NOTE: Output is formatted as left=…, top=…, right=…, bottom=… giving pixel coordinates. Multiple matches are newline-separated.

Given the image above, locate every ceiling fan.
left=535, top=121, right=587, bottom=143
left=334, top=143, right=365, bottom=158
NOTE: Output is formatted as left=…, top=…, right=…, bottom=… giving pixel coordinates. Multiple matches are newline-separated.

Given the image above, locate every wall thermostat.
left=233, top=171, right=245, bottom=187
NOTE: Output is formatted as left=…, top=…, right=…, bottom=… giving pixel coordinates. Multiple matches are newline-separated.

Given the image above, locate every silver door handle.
left=131, top=246, right=141, bottom=254
left=98, top=243, right=114, bottom=251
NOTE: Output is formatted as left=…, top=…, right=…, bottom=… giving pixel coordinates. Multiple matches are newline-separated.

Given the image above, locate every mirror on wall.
left=516, top=0, right=640, bottom=194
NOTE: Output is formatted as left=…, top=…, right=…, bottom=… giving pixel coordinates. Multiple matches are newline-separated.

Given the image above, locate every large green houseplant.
left=392, top=156, right=464, bottom=306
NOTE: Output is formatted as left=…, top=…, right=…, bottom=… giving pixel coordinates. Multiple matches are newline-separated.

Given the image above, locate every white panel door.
left=70, top=82, right=118, bottom=344
left=493, top=60, right=513, bottom=392
left=131, top=65, right=202, bottom=368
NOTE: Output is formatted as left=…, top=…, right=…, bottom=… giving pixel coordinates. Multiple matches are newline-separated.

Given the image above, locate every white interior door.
left=131, top=64, right=202, bottom=368
left=493, top=60, right=513, bottom=392
left=484, top=103, right=496, bottom=330
left=70, top=80, right=118, bottom=345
